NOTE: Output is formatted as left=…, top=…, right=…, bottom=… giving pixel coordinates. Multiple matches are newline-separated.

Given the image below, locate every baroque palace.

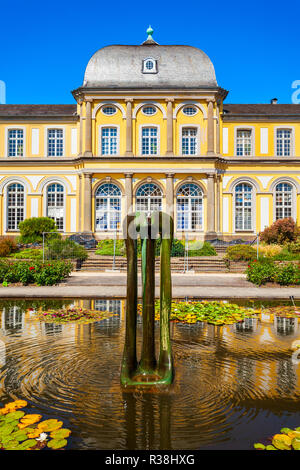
left=1, top=28, right=300, bottom=240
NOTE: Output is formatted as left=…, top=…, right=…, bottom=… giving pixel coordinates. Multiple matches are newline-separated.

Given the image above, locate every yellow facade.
left=0, top=37, right=300, bottom=240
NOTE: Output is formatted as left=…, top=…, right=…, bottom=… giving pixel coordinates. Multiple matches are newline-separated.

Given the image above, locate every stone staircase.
left=79, top=250, right=235, bottom=272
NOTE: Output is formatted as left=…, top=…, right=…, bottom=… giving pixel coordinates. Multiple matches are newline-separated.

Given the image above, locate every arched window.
left=136, top=183, right=162, bottom=214
left=275, top=183, right=293, bottom=220
left=7, top=183, right=25, bottom=230
left=235, top=183, right=253, bottom=230
left=177, top=183, right=203, bottom=231
left=95, top=183, right=121, bottom=231
left=47, top=183, right=64, bottom=231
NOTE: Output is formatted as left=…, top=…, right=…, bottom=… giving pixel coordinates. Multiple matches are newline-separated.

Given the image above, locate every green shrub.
left=259, top=217, right=299, bottom=244
left=246, top=259, right=300, bottom=285
left=0, top=237, right=18, bottom=257
left=274, top=263, right=300, bottom=285
left=44, top=239, right=88, bottom=261
left=12, top=248, right=42, bottom=260
left=284, top=239, right=300, bottom=253
left=246, top=259, right=275, bottom=285
left=33, top=261, right=73, bottom=286
left=0, top=260, right=72, bottom=286
left=18, top=217, right=60, bottom=244
left=95, top=239, right=125, bottom=256
left=188, top=241, right=217, bottom=256
left=225, top=244, right=257, bottom=261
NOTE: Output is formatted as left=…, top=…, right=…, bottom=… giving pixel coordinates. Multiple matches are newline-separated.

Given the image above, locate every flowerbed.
left=37, top=306, right=116, bottom=324
left=138, top=301, right=257, bottom=326
left=0, top=399, right=71, bottom=450
left=0, top=260, right=72, bottom=286
left=246, top=259, right=300, bottom=286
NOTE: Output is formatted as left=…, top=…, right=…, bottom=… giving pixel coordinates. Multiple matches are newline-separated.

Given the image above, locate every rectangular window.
left=8, top=129, right=24, bottom=157
left=142, top=127, right=158, bottom=155
left=47, top=129, right=64, bottom=156
left=101, top=127, right=117, bottom=155
left=236, top=130, right=252, bottom=156
left=276, top=129, right=292, bottom=156
left=182, top=128, right=197, bottom=155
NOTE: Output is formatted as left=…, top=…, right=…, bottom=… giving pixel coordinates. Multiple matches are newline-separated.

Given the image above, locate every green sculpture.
left=121, top=211, right=173, bottom=387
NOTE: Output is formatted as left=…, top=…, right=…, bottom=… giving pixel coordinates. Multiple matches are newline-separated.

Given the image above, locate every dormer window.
left=142, top=58, right=157, bottom=74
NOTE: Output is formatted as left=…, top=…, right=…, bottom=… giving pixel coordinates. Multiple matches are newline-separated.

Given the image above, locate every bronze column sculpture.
left=121, top=211, right=173, bottom=387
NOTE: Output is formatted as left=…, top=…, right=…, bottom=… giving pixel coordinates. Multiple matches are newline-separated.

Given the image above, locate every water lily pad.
left=272, top=434, right=292, bottom=450
left=19, top=414, right=42, bottom=426
left=292, top=438, right=300, bottom=450
left=17, top=439, right=38, bottom=450
left=254, top=443, right=265, bottom=450
left=0, top=423, right=17, bottom=436
left=10, top=429, right=28, bottom=441
left=47, top=438, right=67, bottom=449
left=38, top=419, right=63, bottom=432
left=4, top=411, right=25, bottom=422
left=280, top=427, right=292, bottom=434
left=50, top=428, right=71, bottom=439
left=265, top=445, right=277, bottom=450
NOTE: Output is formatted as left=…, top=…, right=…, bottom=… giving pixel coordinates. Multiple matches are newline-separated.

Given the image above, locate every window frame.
left=99, top=125, right=120, bottom=156
left=139, top=125, right=160, bottom=156
left=5, top=126, right=26, bottom=158
left=95, top=182, right=122, bottom=232
left=274, top=126, right=295, bottom=157
left=274, top=181, right=296, bottom=221
left=135, top=182, right=163, bottom=214
left=234, top=126, right=255, bottom=157
left=46, top=182, right=65, bottom=232
left=142, top=57, right=158, bottom=74
left=179, top=125, right=200, bottom=156
left=45, top=126, right=65, bottom=157
left=234, top=182, right=254, bottom=232
left=6, top=182, right=25, bottom=232
left=176, top=183, right=203, bottom=232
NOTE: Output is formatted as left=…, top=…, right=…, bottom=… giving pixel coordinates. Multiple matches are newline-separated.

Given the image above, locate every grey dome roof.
left=82, top=44, right=218, bottom=89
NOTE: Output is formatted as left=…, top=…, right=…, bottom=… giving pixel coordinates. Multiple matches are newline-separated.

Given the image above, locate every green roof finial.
left=146, top=25, right=154, bottom=40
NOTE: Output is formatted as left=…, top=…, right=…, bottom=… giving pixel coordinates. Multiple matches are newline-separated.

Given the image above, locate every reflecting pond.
left=0, top=298, right=300, bottom=450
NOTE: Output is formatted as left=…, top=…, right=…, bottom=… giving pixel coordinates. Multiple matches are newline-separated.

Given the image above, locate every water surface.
left=0, top=298, right=300, bottom=450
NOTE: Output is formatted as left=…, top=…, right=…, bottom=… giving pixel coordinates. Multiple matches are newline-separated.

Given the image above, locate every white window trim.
left=176, top=183, right=204, bottom=232
left=133, top=102, right=166, bottom=119
left=141, top=105, right=158, bottom=117
left=274, top=125, right=295, bottom=157
left=139, top=124, right=160, bottom=156
left=94, top=182, right=122, bottom=232
left=3, top=181, right=27, bottom=233
left=101, top=105, right=117, bottom=116
left=43, top=182, right=66, bottom=233
left=233, top=181, right=256, bottom=233
left=5, top=126, right=26, bottom=158
left=98, top=125, right=120, bottom=156
left=181, top=105, right=199, bottom=117
left=44, top=125, right=66, bottom=157
left=173, top=101, right=207, bottom=119
left=179, top=125, right=201, bottom=156
left=234, top=126, right=255, bottom=157
left=142, top=57, right=158, bottom=74
left=272, top=179, right=297, bottom=222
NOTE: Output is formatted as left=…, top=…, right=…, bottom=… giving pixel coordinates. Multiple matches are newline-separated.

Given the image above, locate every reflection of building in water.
left=277, top=359, right=296, bottom=394
left=235, top=317, right=258, bottom=333
left=274, top=316, right=298, bottom=336
left=94, top=299, right=121, bottom=315
left=43, top=323, right=63, bottom=335
left=1, top=306, right=24, bottom=334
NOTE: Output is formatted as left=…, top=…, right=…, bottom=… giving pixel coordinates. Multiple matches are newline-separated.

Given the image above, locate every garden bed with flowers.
left=0, top=259, right=73, bottom=286
left=246, top=259, right=300, bottom=286
left=36, top=306, right=116, bottom=324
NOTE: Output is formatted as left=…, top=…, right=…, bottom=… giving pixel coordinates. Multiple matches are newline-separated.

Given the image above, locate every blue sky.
left=1, top=0, right=299, bottom=104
